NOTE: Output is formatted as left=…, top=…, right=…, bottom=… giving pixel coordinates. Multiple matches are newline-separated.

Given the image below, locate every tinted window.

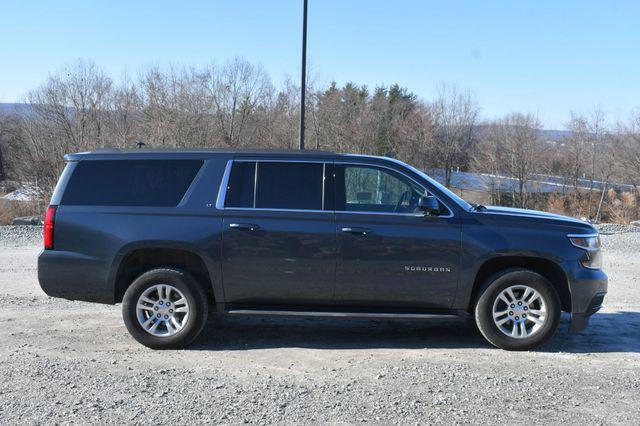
left=225, top=161, right=256, bottom=208
left=62, top=160, right=203, bottom=207
left=336, top=165, right=426, bottom=214
left=255, top=162, right=324, bottom=210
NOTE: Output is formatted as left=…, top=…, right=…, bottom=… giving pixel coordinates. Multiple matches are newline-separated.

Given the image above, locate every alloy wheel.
left=136, top=284, right=190, bottom=337
left=492, top=285, right=547, bottom=339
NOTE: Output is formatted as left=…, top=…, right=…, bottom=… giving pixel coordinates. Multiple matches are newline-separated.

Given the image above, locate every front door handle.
left=341, top=227, right=372, bottom=236
left=229, top=223, right=260, bottom=231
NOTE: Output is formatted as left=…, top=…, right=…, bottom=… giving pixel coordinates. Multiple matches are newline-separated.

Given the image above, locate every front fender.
left=454, top=218, right=574, bottom=310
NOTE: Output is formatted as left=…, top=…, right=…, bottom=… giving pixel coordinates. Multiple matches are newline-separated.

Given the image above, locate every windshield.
left=395, top=160, right=474, bottom=211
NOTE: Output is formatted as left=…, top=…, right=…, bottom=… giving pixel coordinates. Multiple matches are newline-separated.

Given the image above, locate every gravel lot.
left=0, top=225, right=639, bottom=424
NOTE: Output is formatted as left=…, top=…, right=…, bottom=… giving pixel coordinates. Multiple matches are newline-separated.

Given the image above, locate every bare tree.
left=13, top=60, right=113, bottom=192
left=430, top=85, right=479, bottom=187
left=617, top=112, right=640, bottom=188
left=394, top=103, right=436, bottom=171
left=0, top=112, right=18, bottom=181
left=562, top=108, right=610, bottom=217
left=0, top=114, right=8, bottom=181
left=564, top=113, right=590, bottom=192
left=482, top=113, right=544, bottom=208
left=472, top=124, right=503, bottom=205
left=209, top=58, right=274, bottom=147
left=269, top=78, right=300, bottom=149
left=108, top=76, right=141, bottom=148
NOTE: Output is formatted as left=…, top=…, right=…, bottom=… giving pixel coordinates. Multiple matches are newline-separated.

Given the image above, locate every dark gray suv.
left=38, top=149, right=607, bottom=350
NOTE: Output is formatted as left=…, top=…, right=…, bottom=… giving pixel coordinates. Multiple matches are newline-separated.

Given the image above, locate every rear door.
left=220, top=159, right=337, bottom=306
left=333, top=162, right=461, bottom=309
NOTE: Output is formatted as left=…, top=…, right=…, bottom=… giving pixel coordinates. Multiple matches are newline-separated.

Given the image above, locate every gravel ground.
left=0, top=225, right=43, bottom=247
left=596, top=223, right=640, bottom=235
left=0, top=225, right=638, bottom=424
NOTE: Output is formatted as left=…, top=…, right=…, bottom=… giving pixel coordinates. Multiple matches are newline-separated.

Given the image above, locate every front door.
left=221, top=160, right=336, bottom=306
left=333, top=163, right=461, bottom=309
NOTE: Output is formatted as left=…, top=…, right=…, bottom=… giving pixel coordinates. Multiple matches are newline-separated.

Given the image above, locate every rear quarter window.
left=61, top=160, right=203, bottom=207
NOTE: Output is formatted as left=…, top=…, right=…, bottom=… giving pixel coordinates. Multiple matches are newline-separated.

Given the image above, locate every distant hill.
left=474, top=124, right=571, bottom=142
left=0, top=103, right=33, bottom=116
left=538, top=128, right=572, bottom=142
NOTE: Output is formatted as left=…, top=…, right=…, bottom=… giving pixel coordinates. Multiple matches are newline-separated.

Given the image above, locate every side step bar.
left=226, top=309, right=462, bottom=321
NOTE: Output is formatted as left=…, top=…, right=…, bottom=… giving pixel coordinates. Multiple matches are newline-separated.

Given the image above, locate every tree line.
left=0, top=58, right=639, bottom=222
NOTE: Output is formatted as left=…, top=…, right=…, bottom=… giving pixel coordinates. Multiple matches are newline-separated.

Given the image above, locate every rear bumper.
left=38, top=249, right=114, bottom=304
left=564, top=263, right=608, bottom=332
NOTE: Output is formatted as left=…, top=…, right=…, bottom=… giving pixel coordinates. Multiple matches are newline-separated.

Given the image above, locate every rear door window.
left=225, top=161, right=256, bottom=208
left=255, top=162, right=324, bottom=210
left=61, top=159, right=203, bottom=207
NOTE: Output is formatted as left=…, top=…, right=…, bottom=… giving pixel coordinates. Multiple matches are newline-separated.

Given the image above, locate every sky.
left=1, top=0, right=639, bottom=129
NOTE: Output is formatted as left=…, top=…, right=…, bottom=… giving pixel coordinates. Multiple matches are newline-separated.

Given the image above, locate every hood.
left=479, top=205, right=595, bottom=229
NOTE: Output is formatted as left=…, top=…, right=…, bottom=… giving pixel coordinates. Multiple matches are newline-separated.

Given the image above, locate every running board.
left=225, top=309, right=462, bottom=321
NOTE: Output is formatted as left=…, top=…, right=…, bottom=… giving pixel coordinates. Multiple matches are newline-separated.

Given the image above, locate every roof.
left=64, top=148, right=337, bottom=161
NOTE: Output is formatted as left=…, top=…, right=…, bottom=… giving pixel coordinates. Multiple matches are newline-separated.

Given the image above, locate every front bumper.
left=563, top=262, right=608, bottom=332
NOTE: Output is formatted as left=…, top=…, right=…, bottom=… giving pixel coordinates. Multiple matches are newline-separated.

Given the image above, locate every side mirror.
left=418, top=196, right=440, bottom=216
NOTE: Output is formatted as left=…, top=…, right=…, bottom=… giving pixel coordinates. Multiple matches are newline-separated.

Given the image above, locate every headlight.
left=568, top=233, right=602, bottom=269
left=568, top=234, right=600, bottom=250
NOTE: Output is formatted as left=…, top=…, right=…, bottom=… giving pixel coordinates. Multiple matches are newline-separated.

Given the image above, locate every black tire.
left=474, top=268, right=561, bottom=351
left=122, top=268, right=208, bottom=349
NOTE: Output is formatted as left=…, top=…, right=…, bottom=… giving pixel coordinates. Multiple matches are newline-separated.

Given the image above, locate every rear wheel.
left=122, top=268, right=208, bottom=349
left=474, top=269, right=561, bottom=351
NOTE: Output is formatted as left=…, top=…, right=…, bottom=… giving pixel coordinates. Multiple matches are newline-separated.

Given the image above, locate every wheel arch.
left=111, top=243, right=221, bottom=308
left=467, top=256, right=571, bottom=313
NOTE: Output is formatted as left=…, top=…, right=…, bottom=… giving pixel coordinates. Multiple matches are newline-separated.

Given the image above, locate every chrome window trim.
left=223, top=207, right=331, bottom=214
left=216, top=158, right=455, bottom=218
left=253, top=161, right=259, bottom=207
left=223, top=207, right=431, bottom=218
left=215, top=160, right=233, bottom=210
left=234, top=158, right=328, bottom=163
left=335, top=210, right=428, bottom=218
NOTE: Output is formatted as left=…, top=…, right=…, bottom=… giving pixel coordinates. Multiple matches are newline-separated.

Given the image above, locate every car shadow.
left=193, top=316, right=487, bottom=351
left=191, top=311, right=640, bottom=354
left=545, top=311, right=640, bottom=354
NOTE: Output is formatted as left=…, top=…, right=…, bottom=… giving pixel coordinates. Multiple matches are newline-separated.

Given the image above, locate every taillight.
left=44, top=206, right=57, bottom=250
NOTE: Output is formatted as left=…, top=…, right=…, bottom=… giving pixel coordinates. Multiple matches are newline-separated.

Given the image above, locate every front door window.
left=341, top=165, right=426, bottom=214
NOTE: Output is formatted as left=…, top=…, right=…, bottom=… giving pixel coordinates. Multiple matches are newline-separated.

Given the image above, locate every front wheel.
left=122, top=268, right=208, bottom=349
left=474, top=269, right=561, bottom=351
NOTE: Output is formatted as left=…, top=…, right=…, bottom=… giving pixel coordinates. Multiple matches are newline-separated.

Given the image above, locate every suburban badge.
left=404, top=266, right=452, bottom=272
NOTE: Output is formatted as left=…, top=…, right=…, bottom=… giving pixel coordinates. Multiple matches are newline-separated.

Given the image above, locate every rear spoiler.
left=63, top=152, right=91, bottom=161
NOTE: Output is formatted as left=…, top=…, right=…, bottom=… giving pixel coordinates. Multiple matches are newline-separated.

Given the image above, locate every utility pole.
left=299, top=0, right=308, bottom=150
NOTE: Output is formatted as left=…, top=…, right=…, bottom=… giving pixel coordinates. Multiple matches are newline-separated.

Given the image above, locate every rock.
left=11, top=216, right=42, bottom=226
left=0, top=180, right=19, bottom=193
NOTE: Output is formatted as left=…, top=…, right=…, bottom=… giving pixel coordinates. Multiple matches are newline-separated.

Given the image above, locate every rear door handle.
left=229, top=223, right=260, bottom=231
left=341, top=227, right=372, bottom=236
